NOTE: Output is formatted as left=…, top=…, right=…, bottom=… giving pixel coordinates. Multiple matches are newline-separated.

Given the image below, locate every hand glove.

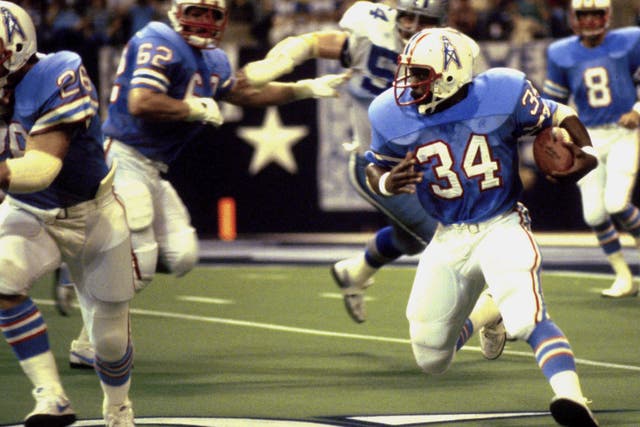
left=291, top=72, right=351, bottom=100
left=185, top=97, right=224, bottom=127
left=243, top=56, right=295, bottom=87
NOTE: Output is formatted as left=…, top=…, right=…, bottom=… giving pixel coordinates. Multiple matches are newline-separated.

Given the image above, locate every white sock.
left=20, top=351, right=64, bottom=393
left=607, top=252, right=632, bottom=279
left=101, top=378, right=131, bottom=407
left=549, top=371, right=585, bottom=401
left=342, top=254, right=377, bottom=285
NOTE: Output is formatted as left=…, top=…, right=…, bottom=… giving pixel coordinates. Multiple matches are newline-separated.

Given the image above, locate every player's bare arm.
left=129, top=87, right=223, bottom=126
left=549, top=115, right=598, bottom=183
left=223, top=73, right=350, bottom=107
left=242, top=30, right=348, bottom=87
left=0, top=127, right=71, bottom=193
left=365, top=151, right=423, bottom=196
left=129, top=87, right=194, bottom=121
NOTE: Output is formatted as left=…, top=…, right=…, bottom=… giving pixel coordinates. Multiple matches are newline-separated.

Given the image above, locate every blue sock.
left=612, top=205, right=640, bottom=238
left=0, top=298, right=50, bottom=360
left=526, top=319, right=576, bottom=380
left=365, top=226, right=402, bottom=268
left=95, top=343, right=134, bottom=386
left=593, top=220, right=621, bottom=255
left=455, top=319, right=474, bottom=351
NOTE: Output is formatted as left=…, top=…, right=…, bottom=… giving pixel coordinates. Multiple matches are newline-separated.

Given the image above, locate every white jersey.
left=337, top=2, right=480, bottom=152
left=338, top=2, right=402, bottom=152
left=339, top=1, right=402, bottom=103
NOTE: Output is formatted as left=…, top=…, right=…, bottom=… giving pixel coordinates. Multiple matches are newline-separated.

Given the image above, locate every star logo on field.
left=237, top=107, right=308, bottom=175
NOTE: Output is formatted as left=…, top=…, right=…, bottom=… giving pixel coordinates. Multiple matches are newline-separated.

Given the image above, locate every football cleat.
left=25, top=386, right=76, bottom=427
left=331, top=260, right=373, bottom=323
left=479, top=317, right=507, bottom=360
left=600, top=276, right=638, bottom=298
left=104, top=398, right=135, bottom=427
left=69, top=339, right=95, bottom=369
left=549, top=396, right=599, bottom=426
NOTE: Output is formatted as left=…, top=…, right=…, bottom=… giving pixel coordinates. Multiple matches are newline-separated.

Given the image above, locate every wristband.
left=378, top=172, right=393, bottom=196
left=581, top=145, right=597, bottom=157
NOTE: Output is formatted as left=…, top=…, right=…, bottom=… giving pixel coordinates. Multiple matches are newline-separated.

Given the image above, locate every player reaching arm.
left=242, top=0, right=466, bottom=325
left=61, top=0, right=348, bottom=369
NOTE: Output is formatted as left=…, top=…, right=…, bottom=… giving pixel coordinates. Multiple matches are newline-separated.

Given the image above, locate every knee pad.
left=604, top=195, right=630, bottom=216
left=91, top=301, right=130, bottom=361
left=0, top=218, right=60, bottom=295
left=408, top=320, right=456, bottom=374
left=159, top=229, right=198, bottom=277
left=154, top=180, right=198, bottom=277
left=582, top=209, right=607, bottom=228
left=411, top=342, right=454, bottom=374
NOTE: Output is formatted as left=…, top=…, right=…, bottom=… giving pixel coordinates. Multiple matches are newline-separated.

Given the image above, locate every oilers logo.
left=441, top=35, right=462, bottom=71
left=0, top=5, right=25, bottom=47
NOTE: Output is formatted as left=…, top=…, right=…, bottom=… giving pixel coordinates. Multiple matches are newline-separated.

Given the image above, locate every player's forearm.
left=559, top=115, right=592, bottom=149
left=223, top=82, right=296, bottom=107
left=315, top=31, right=349, bottom=59
left=224, top=79, right=337, bottom=106
left=365, top=163, right=389, bottom=196
left=1, top=150, right=63, bottom=193
left=265, top=31, right=347, bottom=64
left=242, top=31, right=347, bottom=86
left=128, top=88, right=192, bottom=121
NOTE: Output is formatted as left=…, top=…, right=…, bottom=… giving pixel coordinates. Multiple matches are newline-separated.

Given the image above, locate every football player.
left=366, top=28, right=598, bottom=426
left=244, top=0, right=482, bottom=324
left=0, top=2, right=135, bottom=426
left=64, top=0, right=350, bottom=368
left=543, top=0, right=640, bottom=298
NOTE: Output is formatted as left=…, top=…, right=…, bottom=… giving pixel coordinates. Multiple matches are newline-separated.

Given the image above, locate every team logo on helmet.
left=442, top=35, right=461, bottom=71
left=0, top=7, right=25, bottom=45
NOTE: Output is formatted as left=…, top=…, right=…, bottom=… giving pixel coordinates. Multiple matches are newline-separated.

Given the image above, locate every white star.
left=237, top=107, right=308, bottom=175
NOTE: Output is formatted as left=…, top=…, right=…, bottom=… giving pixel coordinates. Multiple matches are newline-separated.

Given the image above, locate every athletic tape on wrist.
left=581, top=145, right=597, bottom=157
left=378, top=172, right=393, bottom=196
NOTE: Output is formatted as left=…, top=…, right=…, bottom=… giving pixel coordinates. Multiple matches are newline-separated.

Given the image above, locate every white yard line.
left=34, top=297, right=640, bottom=373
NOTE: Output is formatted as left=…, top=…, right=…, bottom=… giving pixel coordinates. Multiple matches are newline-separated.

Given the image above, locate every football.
left=532, top=127, right=574, bottom=175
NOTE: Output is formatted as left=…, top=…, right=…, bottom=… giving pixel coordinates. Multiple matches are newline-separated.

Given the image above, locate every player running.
left=543, top=0, right=640, bottom=298
left=366, top=28, right=599, bottom=426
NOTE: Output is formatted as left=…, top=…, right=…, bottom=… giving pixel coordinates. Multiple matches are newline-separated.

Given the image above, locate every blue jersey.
left=543, top=27, right=640, bottom=127
left=0, top=51, right=108, bottom=209
left=367, top=68, right=556, bottom=225
left=102, top=21, right=234, bottom=165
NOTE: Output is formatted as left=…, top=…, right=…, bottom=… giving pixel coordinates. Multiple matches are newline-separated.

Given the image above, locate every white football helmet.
left=396, top=0, right=448, bottom=43
left=394, top=28, right=474, bottom=114
left=168, top=0, right=228, bottom=49
left=0, top=1, right=37, bottom=89
left=570, top=0, right=610, bottom=37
